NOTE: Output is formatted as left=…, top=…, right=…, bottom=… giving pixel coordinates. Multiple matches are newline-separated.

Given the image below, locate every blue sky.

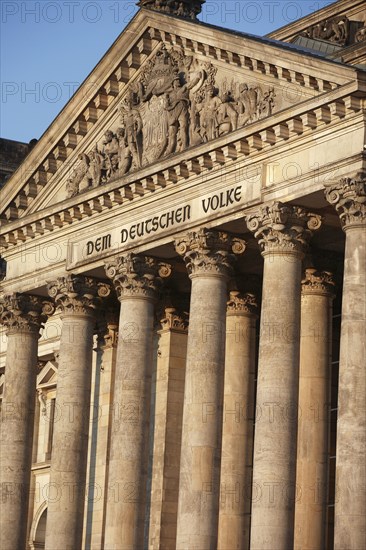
left=1, top=0, right=336, bottom=143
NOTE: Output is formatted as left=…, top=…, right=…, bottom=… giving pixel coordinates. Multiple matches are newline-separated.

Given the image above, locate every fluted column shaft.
left=175, top=229, right=245, bottom=549
left=104, top=254, right=171, bottom=550
left=294, top=269, right=335, bottom=550
left=246, top=202, right=322, bottom=550
left=0, top=295, right=52, bottom=550
left=45, top=276, right=110, bottom=550
left=325, top=176, right=366, bottom=549
left=218, top=292, right=258, bottom=550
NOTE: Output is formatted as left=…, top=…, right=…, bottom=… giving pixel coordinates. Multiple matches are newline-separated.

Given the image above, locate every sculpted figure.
left=116, top=127, right=132, bottom=176
left=236, top=83, right=260, bottom=126
left=184, top=60, right=208, bottom=146
left=216, top=91, right=238, bottom=135
left=119, top=92, right=143, bottom=169
left=165, top=76, right=190, bottom=155
left=103, top=130, right=119, bottom=178
left=258, top=87, right=275, bottom=118
left=309, top=16, right=348, bottom=44
left=66, top=153, right=90, bottom=197
left=197, top=85, right=222, bottom=141
left=88, top=147, right=104, bottom=188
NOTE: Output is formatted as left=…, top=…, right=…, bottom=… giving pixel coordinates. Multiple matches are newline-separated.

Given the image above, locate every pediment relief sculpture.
left=66, top=45, right=275, bottom=198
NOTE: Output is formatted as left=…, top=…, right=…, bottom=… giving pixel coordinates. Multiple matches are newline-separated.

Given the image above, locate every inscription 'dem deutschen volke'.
left=85, top=185, right=243, bottom=257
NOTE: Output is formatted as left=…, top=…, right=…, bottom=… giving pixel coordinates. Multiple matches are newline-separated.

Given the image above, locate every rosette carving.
left=175, top=228, right=246, bottom=278
left=227, top=291, right=258, bottom=315
left=246, top=202, right=322, bottom=257
left=160, top=307, right=189, bottom=331
left=105, top=253, right=172, bottom=300
left=301, top=268, right=335, bottom=297
left=325, top=175, right=366, bottom=229
left=47, top=275, right=111, bottom=316
left=0, top=293, right=55, bottom=334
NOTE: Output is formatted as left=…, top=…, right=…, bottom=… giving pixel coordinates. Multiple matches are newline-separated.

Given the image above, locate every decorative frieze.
left=325, top=174, right=366, bottom=229
left=175, top=228, right=245, bottom=278
left=47, top=275, right=111, bottom=316
left=226, top=290, right=258, bottom=315
left=246, top=201, right=322, bottom=257
left=0, top=293, right=54, bottom=334
left=301, top=267, right=335, bottom=296
left=105, top=253, right=172, bottom=300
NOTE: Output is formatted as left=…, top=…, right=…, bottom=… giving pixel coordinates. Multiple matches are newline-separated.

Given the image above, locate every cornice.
left=0, top=11, right=360, bottom=226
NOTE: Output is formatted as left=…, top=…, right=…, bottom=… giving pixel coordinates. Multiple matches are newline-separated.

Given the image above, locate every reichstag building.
left=0, top=0, right=365, bottom=548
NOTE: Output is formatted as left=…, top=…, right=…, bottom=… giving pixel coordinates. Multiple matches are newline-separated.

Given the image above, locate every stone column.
left=325, top=175, right=366, bottom=549
left=149, top=307, right=188, bottom=550
left=175, top=229, right=245, bottom=549
left=294, top=268, right=335, bottom=550
left=104, top=254, right=171, bottom=550
left=85, top=310, right=119, bottom=548
left=246, top=202, right=322, bottom=550
left=44, top=275, right=110, bottom=550
left=218, top=291, right=258, bottom=550
left=0, top=294, right=53, bottom=550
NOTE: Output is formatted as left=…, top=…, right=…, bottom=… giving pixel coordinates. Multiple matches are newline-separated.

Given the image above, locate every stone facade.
left=0, top=1, right=365, bottom=549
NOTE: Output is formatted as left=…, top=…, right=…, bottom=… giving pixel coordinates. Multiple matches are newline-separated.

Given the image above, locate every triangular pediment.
left=0, top=8, right=361, bottom=230
left=37, top=361, right=58, bottom=388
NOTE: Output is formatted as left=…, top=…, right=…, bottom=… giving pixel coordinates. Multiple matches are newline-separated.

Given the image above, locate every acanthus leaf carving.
left=105, top=253, right=172, bottom=300
left=47, top=275, right=111, bottom=316
left=175, top=228, right=246, bottom=278
left=301, top=268, right=335, bottom=297
left=325, top=174, right=366, bottom=229
left=160, top=306, right=189, bottom=331
left=0, top=293, right=55, bottom=334
left=227, top=290, right=258, bottom=315
left=246, top=201, right=322, bottom=257
left=66, top=45, right=276, bottom=198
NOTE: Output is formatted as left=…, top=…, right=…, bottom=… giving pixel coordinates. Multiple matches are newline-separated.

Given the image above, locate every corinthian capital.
left=301, top=268, right=335, bottom=297
left=47, top=275, right=111, bottom=317
left=105, top=253, right=172, bottom=301
left=325, top=174, right=366, bottom=229
left=160, top=307, right=189, bottom=331
left=227, top=291, right=258, bottom=316
left=246, top=202, right=322, bottom=257
left=175, top=228, right=246, bottom=278
left=0, top=293, right=55, bottom=334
